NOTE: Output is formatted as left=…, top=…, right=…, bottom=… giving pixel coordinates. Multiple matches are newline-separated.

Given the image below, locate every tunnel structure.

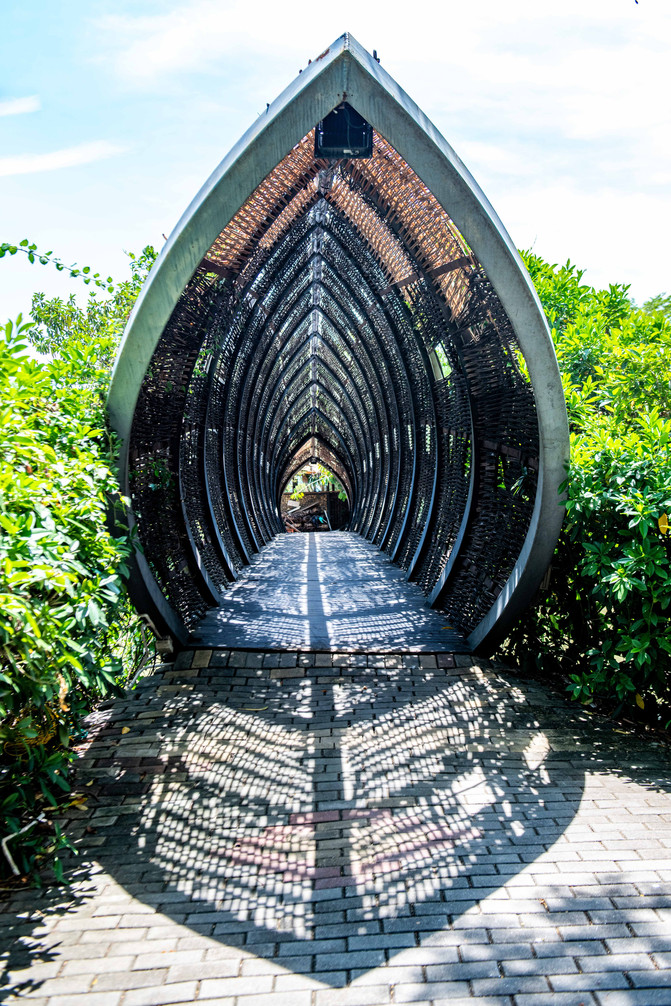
left=107, top=35, right=568, bottom=653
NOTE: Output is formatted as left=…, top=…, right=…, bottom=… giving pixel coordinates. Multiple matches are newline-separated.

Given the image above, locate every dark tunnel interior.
left=126, top=127, right=540, bottom=648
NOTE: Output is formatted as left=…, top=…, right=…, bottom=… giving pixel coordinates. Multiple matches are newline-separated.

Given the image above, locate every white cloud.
left=457, top=140, right=536, bottom=181
left=0, top=141, right=125, bottom=178
left=96, top=0, right=671, bottom=86
left=97, top=1, right=264, bottom=83
left=0, top=95, right=41, bottom=117
left=95, top=0, right=671, bottom=189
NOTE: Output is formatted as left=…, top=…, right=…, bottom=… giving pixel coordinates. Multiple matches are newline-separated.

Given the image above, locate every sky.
left=1, top=0, right=670, bottom=322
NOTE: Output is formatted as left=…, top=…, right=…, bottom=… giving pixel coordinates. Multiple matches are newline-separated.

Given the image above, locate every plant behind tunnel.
left=499, top=255, right=671, bottom=726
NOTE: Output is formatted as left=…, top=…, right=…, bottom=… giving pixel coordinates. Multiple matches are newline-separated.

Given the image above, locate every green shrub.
left=0, top=248, right=156, bottom=881
left=500, top=255, right=671, bottom=725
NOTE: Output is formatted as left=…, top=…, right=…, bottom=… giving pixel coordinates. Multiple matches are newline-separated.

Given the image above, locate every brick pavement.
left=2, top=650, right=671, bottom=1006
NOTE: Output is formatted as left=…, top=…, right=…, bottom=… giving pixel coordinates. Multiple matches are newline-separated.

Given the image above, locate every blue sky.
left=2, top=0, right=670, bottom=321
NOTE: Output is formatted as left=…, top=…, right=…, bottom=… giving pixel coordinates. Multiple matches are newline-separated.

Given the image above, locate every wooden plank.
left=191, top=531, right=468, bottom=653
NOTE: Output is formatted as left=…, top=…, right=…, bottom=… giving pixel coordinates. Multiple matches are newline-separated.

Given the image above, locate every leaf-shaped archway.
left=108, top=34, right=568, bottom=651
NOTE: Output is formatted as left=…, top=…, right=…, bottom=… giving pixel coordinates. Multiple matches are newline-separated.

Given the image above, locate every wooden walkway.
left=192, top=531, right=468, bottom=652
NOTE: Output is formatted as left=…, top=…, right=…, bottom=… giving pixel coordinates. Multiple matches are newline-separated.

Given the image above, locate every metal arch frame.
left=217, top=243, right=316, bottom=552
left=316, top=300, right=401, bottom=546
left=219, top=199, right=420, bottom=557
left=313, top=283, right=401, bottom=536
left=252, top=332, right=317, bottom=528
left=337, top=248, right=440, bottom=570
left=303, top=202, right=454, bottom=567
left=274, top=408, right=360, bottom=515
left=229, top=220, right=394, bottom=539
left=270, top=383, right=365, bottom=487
left=315, top=335, right=387, bottom=538
left=312, top=239, right=412, bottom=542
left=108, top=33, right=568, bottom=652
left=315, top=219, right=424, bottom=547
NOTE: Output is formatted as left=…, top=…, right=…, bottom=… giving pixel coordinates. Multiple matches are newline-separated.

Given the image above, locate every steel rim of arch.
left=108, top=35, right=569, bottom=653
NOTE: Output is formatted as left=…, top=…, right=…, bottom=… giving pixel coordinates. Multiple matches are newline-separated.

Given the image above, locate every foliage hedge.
left=0, top=249, right=155, bottom=882
left=499, top=255, right=671, bottom=727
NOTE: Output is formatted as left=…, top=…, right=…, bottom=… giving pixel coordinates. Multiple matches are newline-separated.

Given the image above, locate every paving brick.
left=48, top=995, right=122, bottom=1006
left=314, top=986, right=391, bottom=1005
left=558, top=925, right=631, bottom=942
left=172, top=651, right=193, bottom=670
left=503, top=956, right=579, bottom=976
left=4, top=961, right=61, bottom=985
left=551, top=971, right=630, bottom=991
left=426, top=927, right=490, bottom=945
left=60, top=956, right=135, bottom=975
left=191, top=650, right=212, bottom=668
left=386, top=947, right=459, bottom=967
left=242, top=994, right=312, bottom=1006
left=433, top=999, right=512, bottom=1006
left=347, top=933, right=416, bottom=951
left=630, top=921, right=671, bottom=938
left=536, top=940, right=604, bottom=957
left=123, top=982, right=199, bottom=1005
left=131, top=949, right=204, bottom=970
left=579, top=953, right=655, bottom=972
left=209, top=651, right=230, bottom=667
left=394, top=981, right=470, bottom=1001
left=628, top=969, right=671, bottom=987
left=95, top=969, right=169, bottom=991
left=427, top=960, right=501, bottom=980
left=597, top=992, right=671, bottom=1005
left=418, top=655, right=437, bottom=668
left=23, top=976, right=93, bottom=996
left=273, top=973, right=345, bottom=991
left=107, top=939, right=178, bottom=956
left=515, top=996, right=598, bottom=1006
left=277, top=938, right=346, bottom=956
left=80, top=926, right=148, bottom=943
left=199, top=976, right=275, bottom=998
left=471, top=976, right=551, bottom=995
left=313, top=950, right=387, bottom=971
left=461, top=942, right=534, bottom=961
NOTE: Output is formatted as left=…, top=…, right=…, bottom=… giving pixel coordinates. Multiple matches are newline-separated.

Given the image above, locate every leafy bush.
left=0, top=249, right=156, bottom=881
left=500, top=254, right=671, bottom=725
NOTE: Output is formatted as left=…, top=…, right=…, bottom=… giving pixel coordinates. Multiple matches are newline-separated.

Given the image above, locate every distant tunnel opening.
left=280, top=459, right=350, bottom=533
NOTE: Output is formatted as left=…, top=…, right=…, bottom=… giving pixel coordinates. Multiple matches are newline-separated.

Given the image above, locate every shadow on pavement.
left=2, top=654, right=670, bottom=998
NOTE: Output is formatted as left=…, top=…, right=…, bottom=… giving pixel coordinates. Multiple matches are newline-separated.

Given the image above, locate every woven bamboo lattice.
left=127, top=120, right=541, bottom=641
